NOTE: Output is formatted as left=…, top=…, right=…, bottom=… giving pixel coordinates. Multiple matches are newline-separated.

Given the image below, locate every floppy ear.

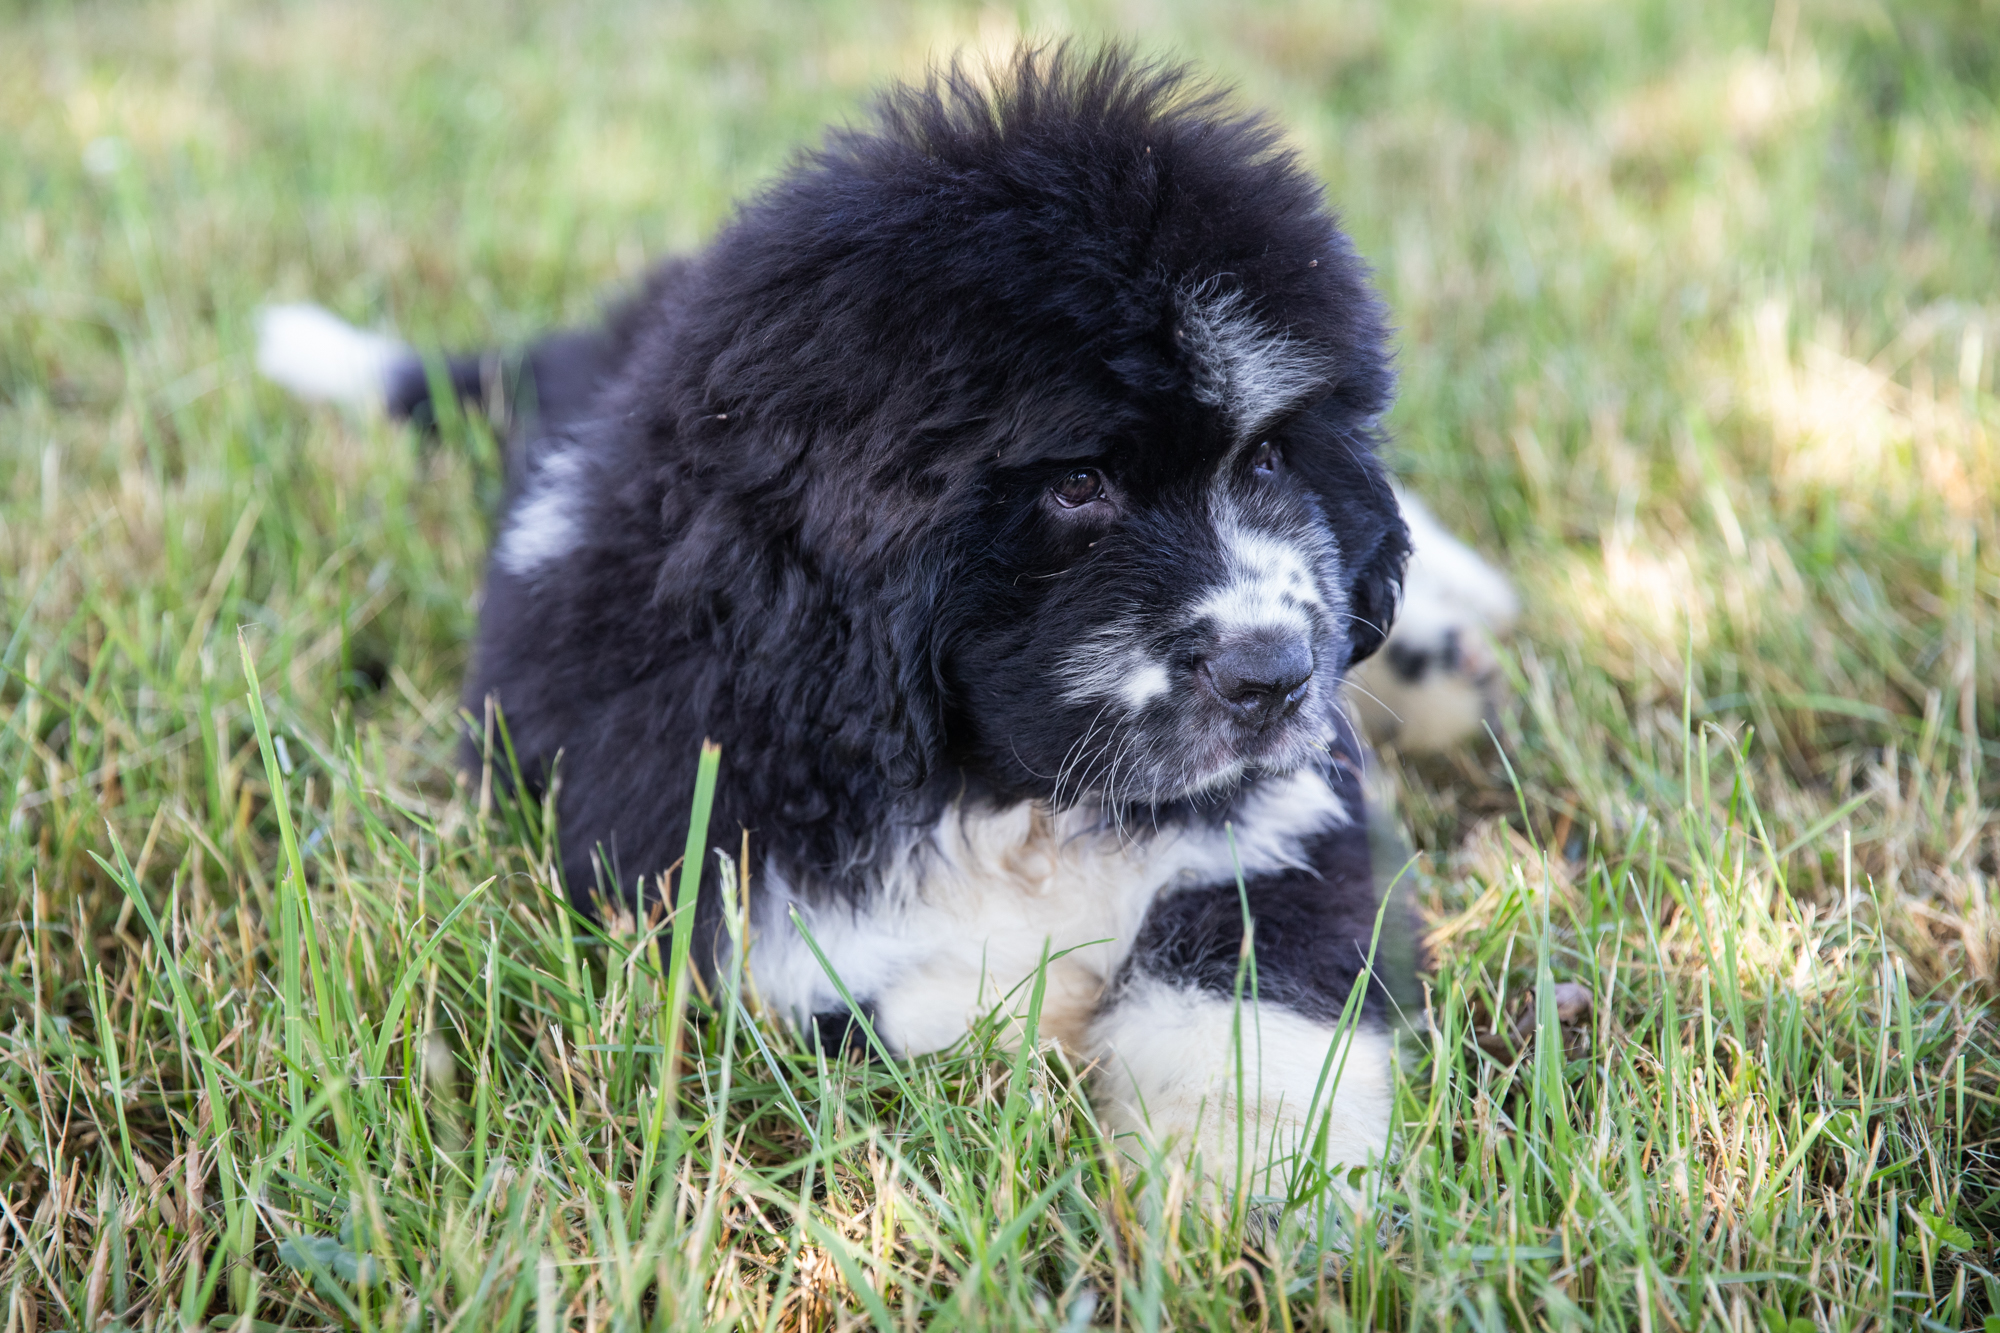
left=1293, top=424, right=1410, bottom=669
left=1342, top=512, right=1408, bottom=668
left=1334, top=455, right=1411, bottom=670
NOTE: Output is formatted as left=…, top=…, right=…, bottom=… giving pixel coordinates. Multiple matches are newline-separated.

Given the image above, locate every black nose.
left=1202, top=633, right=1315, bottom=723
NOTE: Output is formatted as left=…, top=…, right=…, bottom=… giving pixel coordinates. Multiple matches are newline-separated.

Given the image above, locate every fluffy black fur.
left=398, top=47, right=1414, bottom=1049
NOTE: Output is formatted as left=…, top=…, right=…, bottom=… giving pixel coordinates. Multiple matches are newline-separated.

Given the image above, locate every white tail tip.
left=255, top=302, right=406, bottom=410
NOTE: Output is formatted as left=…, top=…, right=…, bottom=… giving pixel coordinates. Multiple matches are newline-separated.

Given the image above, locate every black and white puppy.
left=261, top=47, right=1423, bottom=1192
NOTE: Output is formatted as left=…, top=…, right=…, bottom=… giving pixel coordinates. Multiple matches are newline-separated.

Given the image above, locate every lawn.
left=3, top=0, right=1998, bottom=1327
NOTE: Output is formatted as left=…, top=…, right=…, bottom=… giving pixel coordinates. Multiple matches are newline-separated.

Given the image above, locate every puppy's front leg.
left=1087, top=819, right=1401, bottom=1196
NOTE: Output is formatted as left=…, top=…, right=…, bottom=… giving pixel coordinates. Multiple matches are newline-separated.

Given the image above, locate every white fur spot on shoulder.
left=495, top=450, right=588, bottom=577
left=1179, top=285, right=1324, bottom=437
left=1091, top=977, right=1393, bottom=1196
left=254, top=303, right=406, bottom=411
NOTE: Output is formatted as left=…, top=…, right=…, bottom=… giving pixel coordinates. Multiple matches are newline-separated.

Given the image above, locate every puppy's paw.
left=1348, top=485, right=1518, bottom=754
left=1089, top=980, right=1392, bottom=1203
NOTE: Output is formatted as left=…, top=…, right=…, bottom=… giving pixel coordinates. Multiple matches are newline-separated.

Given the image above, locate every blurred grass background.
left=3, top=0, right=1999, bottom=1328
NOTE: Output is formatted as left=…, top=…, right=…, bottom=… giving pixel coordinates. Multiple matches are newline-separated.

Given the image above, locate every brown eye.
left=1052, top=467, right=1107, bottom=508
left=1250, top=442, right=1280, bottom=477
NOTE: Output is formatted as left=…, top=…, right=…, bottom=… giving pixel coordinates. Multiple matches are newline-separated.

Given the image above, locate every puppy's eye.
left=1250, top=442, right=1281, bottom=477
left=1052, top=468, right=1107, bottom=508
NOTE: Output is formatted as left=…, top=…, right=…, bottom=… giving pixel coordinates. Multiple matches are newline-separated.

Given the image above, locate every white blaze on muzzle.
left=1192, top=493, right=1336, bottom=648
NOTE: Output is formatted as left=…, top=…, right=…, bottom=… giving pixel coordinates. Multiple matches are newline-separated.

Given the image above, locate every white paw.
left=1348, top=485, right=1518, bottom=755
left=1089, top=979, right=1392, bottom=1199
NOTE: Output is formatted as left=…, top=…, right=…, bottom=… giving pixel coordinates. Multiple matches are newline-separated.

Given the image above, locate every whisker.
left=1339, top=676, right=1403, bottom=725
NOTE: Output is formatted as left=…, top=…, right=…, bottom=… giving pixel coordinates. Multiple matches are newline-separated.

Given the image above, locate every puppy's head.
left=680, top=45, right=1406, bottom=807
left=943, top=351, right=1409, bottom=807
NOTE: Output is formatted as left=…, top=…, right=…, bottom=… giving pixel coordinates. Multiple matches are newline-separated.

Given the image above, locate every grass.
left=2, top=0, right=1998, bottom=1327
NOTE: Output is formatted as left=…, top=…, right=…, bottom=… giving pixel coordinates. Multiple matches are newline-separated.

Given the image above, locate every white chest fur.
left=746, top=768, right=1349, bottom=1054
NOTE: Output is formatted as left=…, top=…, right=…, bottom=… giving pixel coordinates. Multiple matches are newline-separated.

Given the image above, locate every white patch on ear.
left=255, top=303, right=406, bottom=411
left=1060, top=621, right=1171, bottom=710
left=1346, top=483, right=1518, bottom=754
left=1178, top=285, right=1324, bottom=438
left=496, top=449, right=588, bottom=577
left=1092, top=978, right=1393, bottom=1195
left=1191, top=499, right=1332, bottom=640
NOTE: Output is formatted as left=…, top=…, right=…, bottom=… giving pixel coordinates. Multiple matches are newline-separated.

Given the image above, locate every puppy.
left=261, top=47, right=1431, bottom=1195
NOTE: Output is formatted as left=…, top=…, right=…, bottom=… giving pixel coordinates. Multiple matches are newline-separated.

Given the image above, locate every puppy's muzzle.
left=1199, top=631, right=1314, bottom=729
